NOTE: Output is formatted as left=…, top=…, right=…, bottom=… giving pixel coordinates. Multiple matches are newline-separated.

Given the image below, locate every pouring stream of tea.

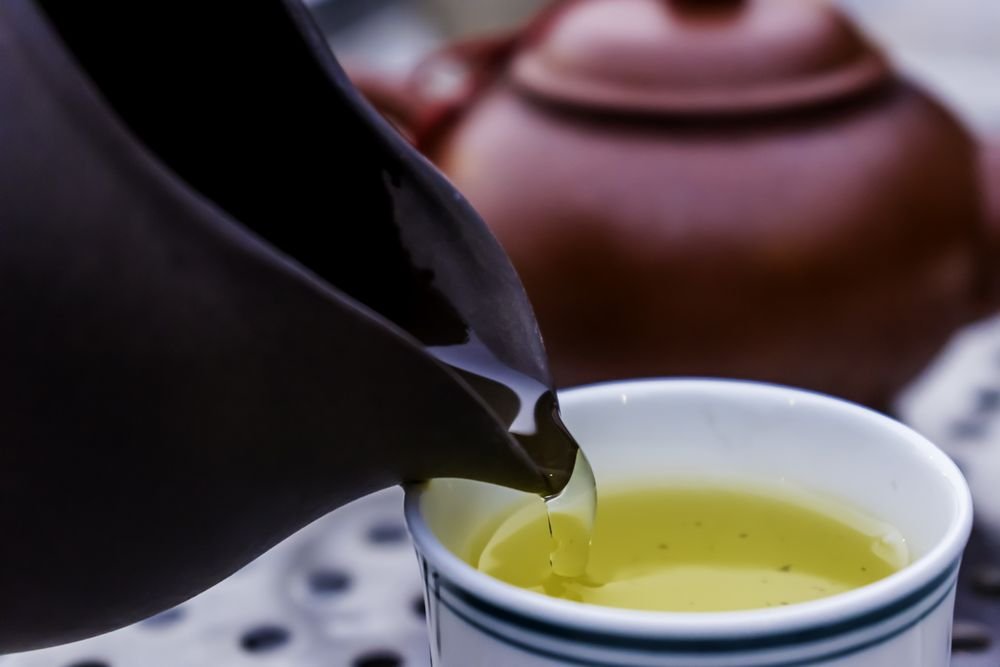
left=430, top=336, right=597, bottom=577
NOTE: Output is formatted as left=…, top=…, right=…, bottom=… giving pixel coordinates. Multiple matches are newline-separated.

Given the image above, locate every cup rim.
left=404, top=377, right=972, bottom=641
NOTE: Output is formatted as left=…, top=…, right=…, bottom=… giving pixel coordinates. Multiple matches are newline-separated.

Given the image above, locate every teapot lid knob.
left=511, top=0, right=890, bottom=115
left=668, top=0, right=745, bottom=7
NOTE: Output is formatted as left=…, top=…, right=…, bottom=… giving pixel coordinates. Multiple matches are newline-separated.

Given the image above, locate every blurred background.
left=313, top=0, right=1000, bottom=135
left=314, top=0, right=1000, bottom=413
left=5, top=1, right=1000, bottom=666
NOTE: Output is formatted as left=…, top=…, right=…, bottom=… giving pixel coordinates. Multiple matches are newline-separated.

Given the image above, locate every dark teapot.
left=0, top=0, right=579, bottom=650
left=356, top=0, right=1000, bottom=410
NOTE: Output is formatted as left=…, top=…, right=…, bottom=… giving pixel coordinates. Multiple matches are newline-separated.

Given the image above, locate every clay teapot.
left=355, top=0, right=1000, bottom=410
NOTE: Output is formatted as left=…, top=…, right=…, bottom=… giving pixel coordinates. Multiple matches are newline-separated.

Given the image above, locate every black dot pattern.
left=308, top=569, right=352, bottom=595
left=975, top=387, right=1000, bottom=414
left=972, top=566, right=1000, bottom=597
left=950, top=418, right=986, bottom=440
left=368, top=522, right=408, bottom=545
left=952, top=620, right=991, bottom=652
left=240, top=625, right=291, bottom=653
left=353, top=650, right=403, bottom=667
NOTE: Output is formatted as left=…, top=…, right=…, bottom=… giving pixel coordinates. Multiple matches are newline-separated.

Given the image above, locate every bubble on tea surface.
left=871, top=527, right=909, bottom=570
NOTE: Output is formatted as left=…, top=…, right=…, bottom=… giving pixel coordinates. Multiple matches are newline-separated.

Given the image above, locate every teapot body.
left=424, top=79, right=985, bottom=407
left=0, top=0, right=566, bottom=651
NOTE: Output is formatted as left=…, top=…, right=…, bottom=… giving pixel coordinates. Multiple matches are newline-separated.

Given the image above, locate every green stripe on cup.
left=429, top=558, right=959, bottom=659
left=434, top=579, right=957, bottom=667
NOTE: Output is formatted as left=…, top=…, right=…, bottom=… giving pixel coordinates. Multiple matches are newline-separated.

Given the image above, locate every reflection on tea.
left=470, top=484, right=908, bottom=612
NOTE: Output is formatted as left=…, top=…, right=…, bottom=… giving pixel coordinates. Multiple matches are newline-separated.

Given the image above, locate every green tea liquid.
left=476, top=484, right=908, bottom=612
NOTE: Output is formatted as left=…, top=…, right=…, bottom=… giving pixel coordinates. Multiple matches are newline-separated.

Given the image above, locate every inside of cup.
left=419, top=380, right=965, bottom=569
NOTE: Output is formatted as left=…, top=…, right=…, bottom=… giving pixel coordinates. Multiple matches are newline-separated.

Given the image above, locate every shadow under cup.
left=405, top=379, right=973, bottom=667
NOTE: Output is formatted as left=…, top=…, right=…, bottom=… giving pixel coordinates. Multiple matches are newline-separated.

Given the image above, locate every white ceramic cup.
left=405, top=379, right=973, bottom=666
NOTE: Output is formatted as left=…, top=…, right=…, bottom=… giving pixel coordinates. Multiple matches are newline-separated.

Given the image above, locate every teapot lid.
left=511, top=0, right=891, bottom=115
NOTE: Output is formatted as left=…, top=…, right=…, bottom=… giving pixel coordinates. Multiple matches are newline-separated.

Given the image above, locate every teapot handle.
left=351, top=31, right=521, bottom=148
